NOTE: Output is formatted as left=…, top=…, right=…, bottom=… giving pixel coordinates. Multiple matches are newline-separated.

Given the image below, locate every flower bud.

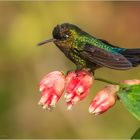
left=89, top=85, right=119, bottom=115
left=121, top=79, right=140, bottom=85
left=38, top=71, right=65, bottom=111
left=65, top=70, right=93, bottom=110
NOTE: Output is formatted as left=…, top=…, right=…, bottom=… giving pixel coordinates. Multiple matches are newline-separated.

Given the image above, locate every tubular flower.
left=89, top=85, right=119, bottom=115
left=121, top=79, right=140, bottom=85
left=38, top=71, right=65, bottom=111
left=65, top=70, right=93, bottom=110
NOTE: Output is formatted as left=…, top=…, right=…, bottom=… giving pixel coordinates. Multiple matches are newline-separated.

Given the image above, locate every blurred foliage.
left=131, top=127, right=140, bottom=139
left=0, top=1, right=140, bottom=139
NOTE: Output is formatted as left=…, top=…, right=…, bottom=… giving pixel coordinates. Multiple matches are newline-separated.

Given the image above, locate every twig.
left=94, top=77, right=120, bottom=85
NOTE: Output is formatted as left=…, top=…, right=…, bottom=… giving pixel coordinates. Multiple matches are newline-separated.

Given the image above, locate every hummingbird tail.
left=121, top=48, right=140, bottom=67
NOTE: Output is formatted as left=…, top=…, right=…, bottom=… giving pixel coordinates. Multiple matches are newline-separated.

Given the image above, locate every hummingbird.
left=38, top=23, right=140, bottom=72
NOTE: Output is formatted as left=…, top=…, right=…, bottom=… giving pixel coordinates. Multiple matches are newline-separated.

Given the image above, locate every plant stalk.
left=94, top=77, right=120, bottom=85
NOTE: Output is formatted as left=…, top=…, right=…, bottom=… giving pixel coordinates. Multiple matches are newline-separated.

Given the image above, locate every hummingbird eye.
left=64, top=34, right=69, bottom=39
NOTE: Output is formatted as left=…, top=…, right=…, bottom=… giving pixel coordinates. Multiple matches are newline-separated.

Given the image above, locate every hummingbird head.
left=38, top=23, right=81, bottom=46
left=52, top=24, right=71, bottom=40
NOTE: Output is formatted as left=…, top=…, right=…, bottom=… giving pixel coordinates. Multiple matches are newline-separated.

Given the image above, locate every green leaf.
left=131, top=128, right=140, bottom=139
left=117, top=84, right=140, bottom=121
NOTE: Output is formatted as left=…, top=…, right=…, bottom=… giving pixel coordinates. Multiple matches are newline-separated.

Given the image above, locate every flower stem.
left=94, top=77, right=120, bottom=85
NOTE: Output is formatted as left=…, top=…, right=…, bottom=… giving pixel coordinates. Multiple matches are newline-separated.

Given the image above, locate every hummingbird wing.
left=98, top=39, right=120, bottom=48
left=78, top=44, right=132, bottom=70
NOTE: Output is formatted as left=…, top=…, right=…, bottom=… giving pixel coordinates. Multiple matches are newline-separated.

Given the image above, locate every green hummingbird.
left=38, top=23, right=140, bottom=72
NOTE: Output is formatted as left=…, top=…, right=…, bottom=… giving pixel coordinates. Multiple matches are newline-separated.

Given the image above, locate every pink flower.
left=121, top=79, right=140, bottom=85
left=65, top=70, right=93, bottom=110
left=38, top=71, right=65, bottom=111
left=89, top=85, right=119, bottom=115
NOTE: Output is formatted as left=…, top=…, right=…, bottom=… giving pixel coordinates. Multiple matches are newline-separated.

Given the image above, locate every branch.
left=94, top=77, right=120, bottom=85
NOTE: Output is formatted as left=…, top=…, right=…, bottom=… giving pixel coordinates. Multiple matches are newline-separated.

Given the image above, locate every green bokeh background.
left=0, top=1, right=140, bottom=138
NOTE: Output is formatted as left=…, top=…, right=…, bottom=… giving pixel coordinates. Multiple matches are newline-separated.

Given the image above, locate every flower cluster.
left=38, top=70, right=93, bottom=111
left=89, top=85, right=118, bottom=115
left=65, top=70, right=93, bottom=110
left=38, top=70, right=140, bottom=115
left=38, top=71, right=65, bottom=110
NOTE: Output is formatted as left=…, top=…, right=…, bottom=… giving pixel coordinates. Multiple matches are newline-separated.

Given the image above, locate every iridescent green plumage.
left=38, top=23, right=140, bottom=72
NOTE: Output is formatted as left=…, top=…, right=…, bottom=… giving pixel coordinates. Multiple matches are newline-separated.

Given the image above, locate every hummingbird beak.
left=37, top=38, right=56, bottom=46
